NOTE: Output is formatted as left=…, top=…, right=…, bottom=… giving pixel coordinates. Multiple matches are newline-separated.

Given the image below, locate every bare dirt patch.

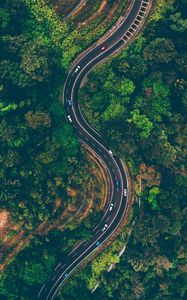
left=49, top=0, right=81, bottom=16
left=0, top=210, right=9, bottom=230
left=0, top=149, right=106, bottom=272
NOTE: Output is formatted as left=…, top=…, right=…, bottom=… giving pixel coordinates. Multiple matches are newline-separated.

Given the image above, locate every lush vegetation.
left=0, top=0, right=80, bottom=230
left=0, top=0, right=187, bottom=300
left=0, top=0, right=105, bottom=275
left=69, top=1, right=186, bottom=299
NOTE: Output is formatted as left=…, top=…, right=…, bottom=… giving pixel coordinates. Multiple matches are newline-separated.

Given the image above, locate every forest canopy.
left=0, top=0, right=187, bottom=300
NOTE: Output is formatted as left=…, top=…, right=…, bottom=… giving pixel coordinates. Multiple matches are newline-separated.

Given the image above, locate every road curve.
left=38, top=1, right=152, bottom=299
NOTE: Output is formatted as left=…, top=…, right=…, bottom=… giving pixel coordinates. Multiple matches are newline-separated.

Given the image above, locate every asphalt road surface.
left=38, top=1, right=152, bottom=299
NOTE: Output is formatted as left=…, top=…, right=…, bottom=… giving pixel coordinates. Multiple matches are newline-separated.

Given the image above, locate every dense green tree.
left=0, top=8, right=10, bottom=30
left=0, top=0, right=186, bottom=300
left=25, top=111, right=51, bottom=129
left=102, top=102, right=125, bottom=121
left=20, top=41, right=51, bottom=82
left=169, top=12, right=187, bottom=32
left=143, top=38, right=176, bottom=64
left=128, top=109, right=153, bottom=139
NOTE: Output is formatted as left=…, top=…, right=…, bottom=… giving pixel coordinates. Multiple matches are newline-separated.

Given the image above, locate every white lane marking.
left=47, top=153, right=124, bottom=300
left=55, top=263, right=62, bottom=271
left=46, top=1, right=151, bottom=299
left=106, top=215, right=110, bottom=222
left=94, top=230, right=100, bottom=235
left=71, top=0, right=147, bottom=86
left=68, top=241, right=84, bottom=256
left=62, top=0, right=138, bottom=139
left=68, top=0, right=136, bottom=70
left=79, top=138, right=114, bottom=231
left=38, top=284, right=45, bottom=297
left=84, top=240, right=90, bottom=246
left=77, top=102, right=101, bottom=138
left=49, top=177, right=125, bottom=300
left=67, top=0, right=150, bottom=237
left=49, top=165, right=129, bottom=300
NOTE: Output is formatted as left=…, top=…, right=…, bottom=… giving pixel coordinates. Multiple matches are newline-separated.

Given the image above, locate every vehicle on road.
left=75, top=65, right=81, bottom=73
left=101, top=224, right=108, bottom=232
left=124, top=189, right=127, bottom=196
left=37, top=0, right=151, bottom=297
left=101, top=45, right=106, bottom=51
left=67, top=99, right=72, bottom=106
left=116, top=178, right=120, bottom=187
left=109, top=203, right=114, bottom=211
left=67, top=115, right=72, bottom=123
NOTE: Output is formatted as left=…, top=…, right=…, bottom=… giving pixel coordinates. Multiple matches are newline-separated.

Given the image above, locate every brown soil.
left=54, top=197, right=62, bottom=210
left=80, top=196, right=93, bottom=221
left=0, top=147, right=106, bottom=272
left=84, top=146, right=109, bottom=210
left=98, top=0, right=107, bottom=13
left=0, top=210, right=9, bottom=230
left=68, top=188, right=78, bottom=197
left=69, top=159, right=135, bottom=276
left=69, top=0, right=87, bottom=19
left=53, top=0, right=80, bottom=15
left=80, top=0, right=110, bottom=26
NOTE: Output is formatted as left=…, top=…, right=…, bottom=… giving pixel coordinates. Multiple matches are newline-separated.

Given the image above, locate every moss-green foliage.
left=60, top=0, right=128, bottom=68
left=150, top=0, right=175, bottom=21
left=147, top=187, right=160, bottom=209
left=88, top=254, right=120, bottom=290
left=87, top=240, right=123, bottom=290
left=63, top=1, right=186, bottom=299
left=23, top=0, right=68, bottom=48
left=0, top=0, right=80, bottom=230
left=128, top=109, right=153, bottom=139
left=0, top=0, right=186, bottom=299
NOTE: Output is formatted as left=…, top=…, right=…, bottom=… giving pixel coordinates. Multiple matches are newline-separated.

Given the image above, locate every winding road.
left=38, top=1, right=152, bottom=299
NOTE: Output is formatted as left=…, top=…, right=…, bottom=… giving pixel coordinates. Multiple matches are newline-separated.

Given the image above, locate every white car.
left=67, top=99, right=72, bottom=106
left=75, top=65, right=81, bottom=73
left=67, top=115, right=72, bottom=123
left=109, top=203, right=114, bottom=211
left=101, top=224, right=108, bottom=232
left=124, top=189, right=127, bottom=196
left=108, top=150, right=113, bottom=156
